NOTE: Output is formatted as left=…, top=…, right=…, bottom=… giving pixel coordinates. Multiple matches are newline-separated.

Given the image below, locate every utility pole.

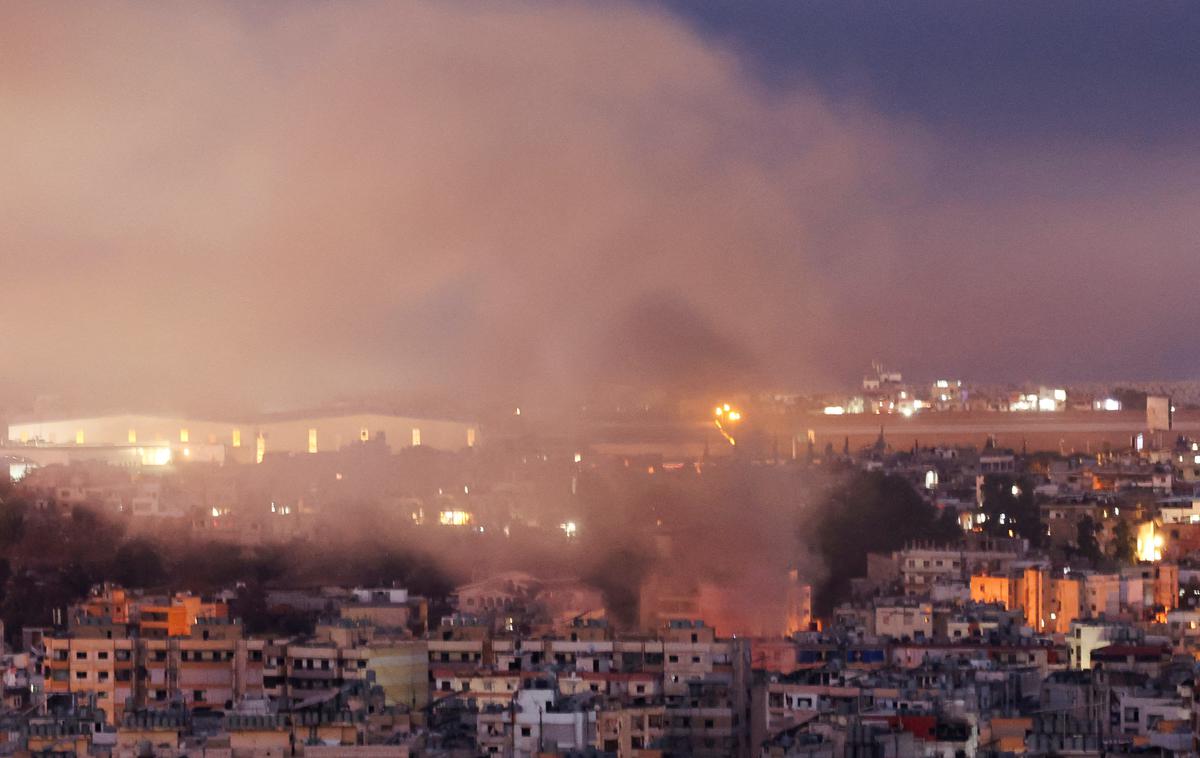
left=537, top=703, right=544, bottom=754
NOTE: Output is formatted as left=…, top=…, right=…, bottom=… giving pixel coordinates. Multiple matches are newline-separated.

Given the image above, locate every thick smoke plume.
left=11, top=1, right=1199, bottom=416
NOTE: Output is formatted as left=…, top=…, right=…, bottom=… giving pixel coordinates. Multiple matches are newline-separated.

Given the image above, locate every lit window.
left=75, top=430, right=85, bottom=445
left=412, top=428, right=421, bottom=447
left=180, top=428, right=189, bottom=443
left=231, top=429, right=241, bottom=448
left=360, top=427, right=369, bottom=442
left=128, top=429, right=137, bottom=444
left=308, top=428, right=318, bottom=454
left=439, top=510, right=472, bottom=526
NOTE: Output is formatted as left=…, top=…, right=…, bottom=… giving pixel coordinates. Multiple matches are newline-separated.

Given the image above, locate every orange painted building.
left=971, top=567, right=1074, bottom=634
left=78, top=585, right=133, bottom=624
left=137, top=595, right=228, bottom=639
left=75, top=586, right=228, bottom=639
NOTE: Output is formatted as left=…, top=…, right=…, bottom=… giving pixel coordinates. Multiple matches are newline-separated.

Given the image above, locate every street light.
left=714, top=404, right=743, bottom=446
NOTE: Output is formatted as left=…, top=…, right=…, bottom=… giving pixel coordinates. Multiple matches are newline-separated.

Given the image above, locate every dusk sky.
left=4, top=1, right=1199, bottom=413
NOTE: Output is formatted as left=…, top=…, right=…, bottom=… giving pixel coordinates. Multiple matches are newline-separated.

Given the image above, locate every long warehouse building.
left=6, top=412, right=479, bottom=467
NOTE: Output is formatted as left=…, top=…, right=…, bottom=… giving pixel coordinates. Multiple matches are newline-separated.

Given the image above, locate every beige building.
left=8, top=411, right=480, bottom=463
left=43, top=635, right=136, bottom=724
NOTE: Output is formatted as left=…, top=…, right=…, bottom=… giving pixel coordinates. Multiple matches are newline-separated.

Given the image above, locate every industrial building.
left=5, top=412, right=479, bottom=468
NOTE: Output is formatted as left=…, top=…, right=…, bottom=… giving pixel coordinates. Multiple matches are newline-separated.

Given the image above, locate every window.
left=75, top=651, right=87, bottom=660
left=520, top=727, right=532, bottom=737
left=97, top=651, right=109, bottom=660
left=75, top=671, right=87, bottom=680
left=193, top=690, right=205, bottom=702
left=98, top=672, right=110, bottom=682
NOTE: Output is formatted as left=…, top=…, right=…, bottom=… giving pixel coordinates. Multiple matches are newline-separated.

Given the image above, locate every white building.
left=873, top=603, right=933, bottom=640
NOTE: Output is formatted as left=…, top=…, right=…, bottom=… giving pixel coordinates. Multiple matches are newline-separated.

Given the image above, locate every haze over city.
left=4, top=3, right=1200, bottom=757
left=5, top=1, right=1200, bottom=417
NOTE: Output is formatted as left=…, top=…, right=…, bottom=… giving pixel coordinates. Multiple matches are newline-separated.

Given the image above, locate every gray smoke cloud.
left=3, top=0, right=1199, bottom=417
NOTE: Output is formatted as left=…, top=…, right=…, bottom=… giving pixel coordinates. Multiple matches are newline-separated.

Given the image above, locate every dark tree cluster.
left=0, top=493, right=459, bottom=645
left=978, top=475, right=1044, bottom=548
left=812, top=470, right=960, bottom=612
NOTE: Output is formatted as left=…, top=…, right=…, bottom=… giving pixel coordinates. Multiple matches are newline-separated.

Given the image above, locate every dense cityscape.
left=0, top=374, right=1199, bottom=756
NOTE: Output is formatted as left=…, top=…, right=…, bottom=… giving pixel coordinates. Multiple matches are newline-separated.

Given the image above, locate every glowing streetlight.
left=713, top=404, right=743, bottom=446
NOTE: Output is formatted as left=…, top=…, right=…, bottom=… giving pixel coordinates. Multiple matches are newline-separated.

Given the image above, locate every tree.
left=231, top=581, right=271, bottom=634
left=1110, top=519, right=1136, bottom=565
left=1076, top=516, right=1102, bottom=563
left=812, top=470, right=959, bottom=611
left=979, top=475, right=1043, bottom=547
left=0, top=501, right=26, bottom=548
left=110, top=539, right=165, bottom=589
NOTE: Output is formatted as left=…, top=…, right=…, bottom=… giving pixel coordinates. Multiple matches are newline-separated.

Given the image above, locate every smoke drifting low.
left=595, top=294, right=761, bottom=392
